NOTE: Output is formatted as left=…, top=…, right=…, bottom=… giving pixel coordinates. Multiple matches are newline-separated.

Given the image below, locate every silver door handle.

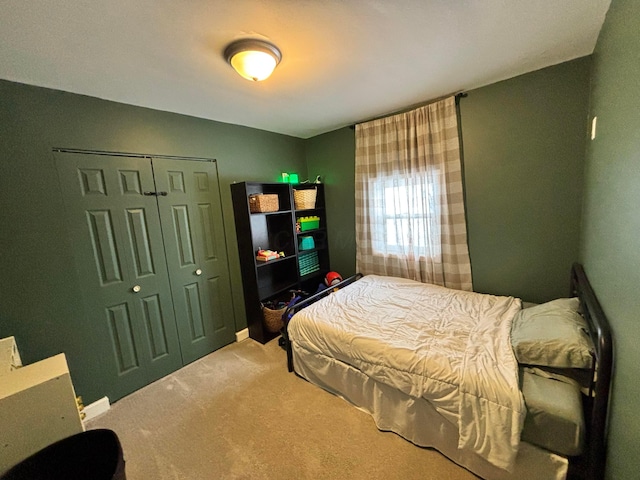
left=132, top=285, right=141, bottom=293
left=195, top=269, right=202, bottom=276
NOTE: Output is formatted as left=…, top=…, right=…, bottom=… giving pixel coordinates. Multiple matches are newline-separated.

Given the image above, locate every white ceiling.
left=1, top=1, right=611, bottom=139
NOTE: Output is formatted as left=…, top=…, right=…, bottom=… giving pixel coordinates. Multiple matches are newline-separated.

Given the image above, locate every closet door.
left=55, top=152, right=182, bottom=401
left=152, top=158, right=236, bottom=364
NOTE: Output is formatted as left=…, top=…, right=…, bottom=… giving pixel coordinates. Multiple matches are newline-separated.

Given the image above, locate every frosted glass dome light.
left=224, top=39, right=282, bottom=82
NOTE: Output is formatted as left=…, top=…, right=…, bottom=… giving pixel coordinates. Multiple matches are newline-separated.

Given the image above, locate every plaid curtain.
left=355, top=96, right=472, bottom=291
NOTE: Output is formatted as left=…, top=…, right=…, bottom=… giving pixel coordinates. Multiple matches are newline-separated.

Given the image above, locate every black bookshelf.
left=230, top=182, right=330, bottom=343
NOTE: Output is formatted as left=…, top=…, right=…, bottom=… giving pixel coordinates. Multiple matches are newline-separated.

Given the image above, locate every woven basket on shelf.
left=293, top=188, right=317, bottom=210
left=262, top=305, right=286, bottom=333
left=249, top=194, right=279, bottom=213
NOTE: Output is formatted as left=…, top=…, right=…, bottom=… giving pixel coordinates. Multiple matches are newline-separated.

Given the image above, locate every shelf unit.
left=231, top=182, right=330, bottom=343
left=0, top=339, right=84, bottom=473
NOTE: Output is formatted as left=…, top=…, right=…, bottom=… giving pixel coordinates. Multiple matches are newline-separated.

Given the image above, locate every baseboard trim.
left=82, top=396, right=110, bottom=423
left=235, top=328, right=249, bottom=342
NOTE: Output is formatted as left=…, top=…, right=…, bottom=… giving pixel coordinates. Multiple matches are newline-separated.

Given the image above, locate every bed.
left=281, top=263, right=612, bottom=480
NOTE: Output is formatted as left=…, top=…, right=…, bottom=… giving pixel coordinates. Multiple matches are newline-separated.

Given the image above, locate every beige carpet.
left=87, top=338, right=477, bottom=480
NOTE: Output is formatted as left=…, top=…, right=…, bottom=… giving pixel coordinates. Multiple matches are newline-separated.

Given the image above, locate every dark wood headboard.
left=570, top=263, right=613, bottom=480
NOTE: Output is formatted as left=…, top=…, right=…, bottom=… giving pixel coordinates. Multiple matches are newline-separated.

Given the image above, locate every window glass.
left=370, top=173, right=441, bottom=256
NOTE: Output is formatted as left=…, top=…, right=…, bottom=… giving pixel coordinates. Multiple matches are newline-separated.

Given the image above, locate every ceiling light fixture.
left=224, top=39, right=282, bottom=82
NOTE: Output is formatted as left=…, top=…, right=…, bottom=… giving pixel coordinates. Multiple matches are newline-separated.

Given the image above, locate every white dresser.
left=0, top=337, right=84, bottom=474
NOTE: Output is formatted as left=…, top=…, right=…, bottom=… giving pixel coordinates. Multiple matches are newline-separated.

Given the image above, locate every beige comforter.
left=288, top=274, right=525, bottom=471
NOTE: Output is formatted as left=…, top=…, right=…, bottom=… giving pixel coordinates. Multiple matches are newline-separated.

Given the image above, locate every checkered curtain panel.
left=355, top=96, right=472, bottom=291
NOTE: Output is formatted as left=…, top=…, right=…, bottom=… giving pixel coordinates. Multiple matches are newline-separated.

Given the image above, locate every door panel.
left=171, top=205, right=196, bottom=265
left=198, top=203, right=218, bottom=260
left=107, top=302, right=139, bottom=373
left=153, top=158, right=235, bottom=364
left=184, top=283, right=206, bottom=340
left=55, top=152, right=182, bottom=400
left=207, top=277, right=225, bottom=331
left=87, top=210, right=123, bottom=284
left=126, top=208, right=156, bottom=277
left=141, top=294, right=170, bottom=358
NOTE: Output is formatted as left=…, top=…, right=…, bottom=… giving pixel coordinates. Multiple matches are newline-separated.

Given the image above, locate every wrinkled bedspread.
left=288, top=274, right=525, bottom=471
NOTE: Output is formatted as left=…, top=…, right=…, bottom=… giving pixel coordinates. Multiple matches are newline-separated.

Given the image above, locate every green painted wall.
left=305, top=127, right=356, bottom=278
left=309, top=60, right=590, bottom=304
left=460, top=58, right=591, bottom=303
left=580, top=1, right=640, bottom=478
left=0, top=80, right=306, bottom=403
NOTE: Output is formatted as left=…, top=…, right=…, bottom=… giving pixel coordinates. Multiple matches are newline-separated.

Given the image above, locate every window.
left=355, top=97, right=472, bottom=290
left=370, top=173, right=440, bottom=257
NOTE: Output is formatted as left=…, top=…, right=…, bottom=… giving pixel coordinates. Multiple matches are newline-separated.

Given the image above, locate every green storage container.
left=299, top=236, right=315, bottom=250
left=298, top=216, right=320, bottom=231
left=298, top=251, right=319, bottom=276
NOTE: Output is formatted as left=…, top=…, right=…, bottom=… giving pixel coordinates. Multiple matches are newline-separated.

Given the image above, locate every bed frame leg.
left=286, top=343, right=293, bottom=372
left=280, top=328, right=294, bottom=372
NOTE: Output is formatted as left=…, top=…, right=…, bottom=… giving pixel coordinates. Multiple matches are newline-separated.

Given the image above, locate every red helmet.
left=325, top=271, right=343, bottom=286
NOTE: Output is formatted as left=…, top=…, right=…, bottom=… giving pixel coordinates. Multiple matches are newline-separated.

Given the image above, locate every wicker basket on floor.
left=249, top=194, right=279, bottom=213
left=262, top=304, right=286, bottom=333
left=293, top=188, right=317, bottom=210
